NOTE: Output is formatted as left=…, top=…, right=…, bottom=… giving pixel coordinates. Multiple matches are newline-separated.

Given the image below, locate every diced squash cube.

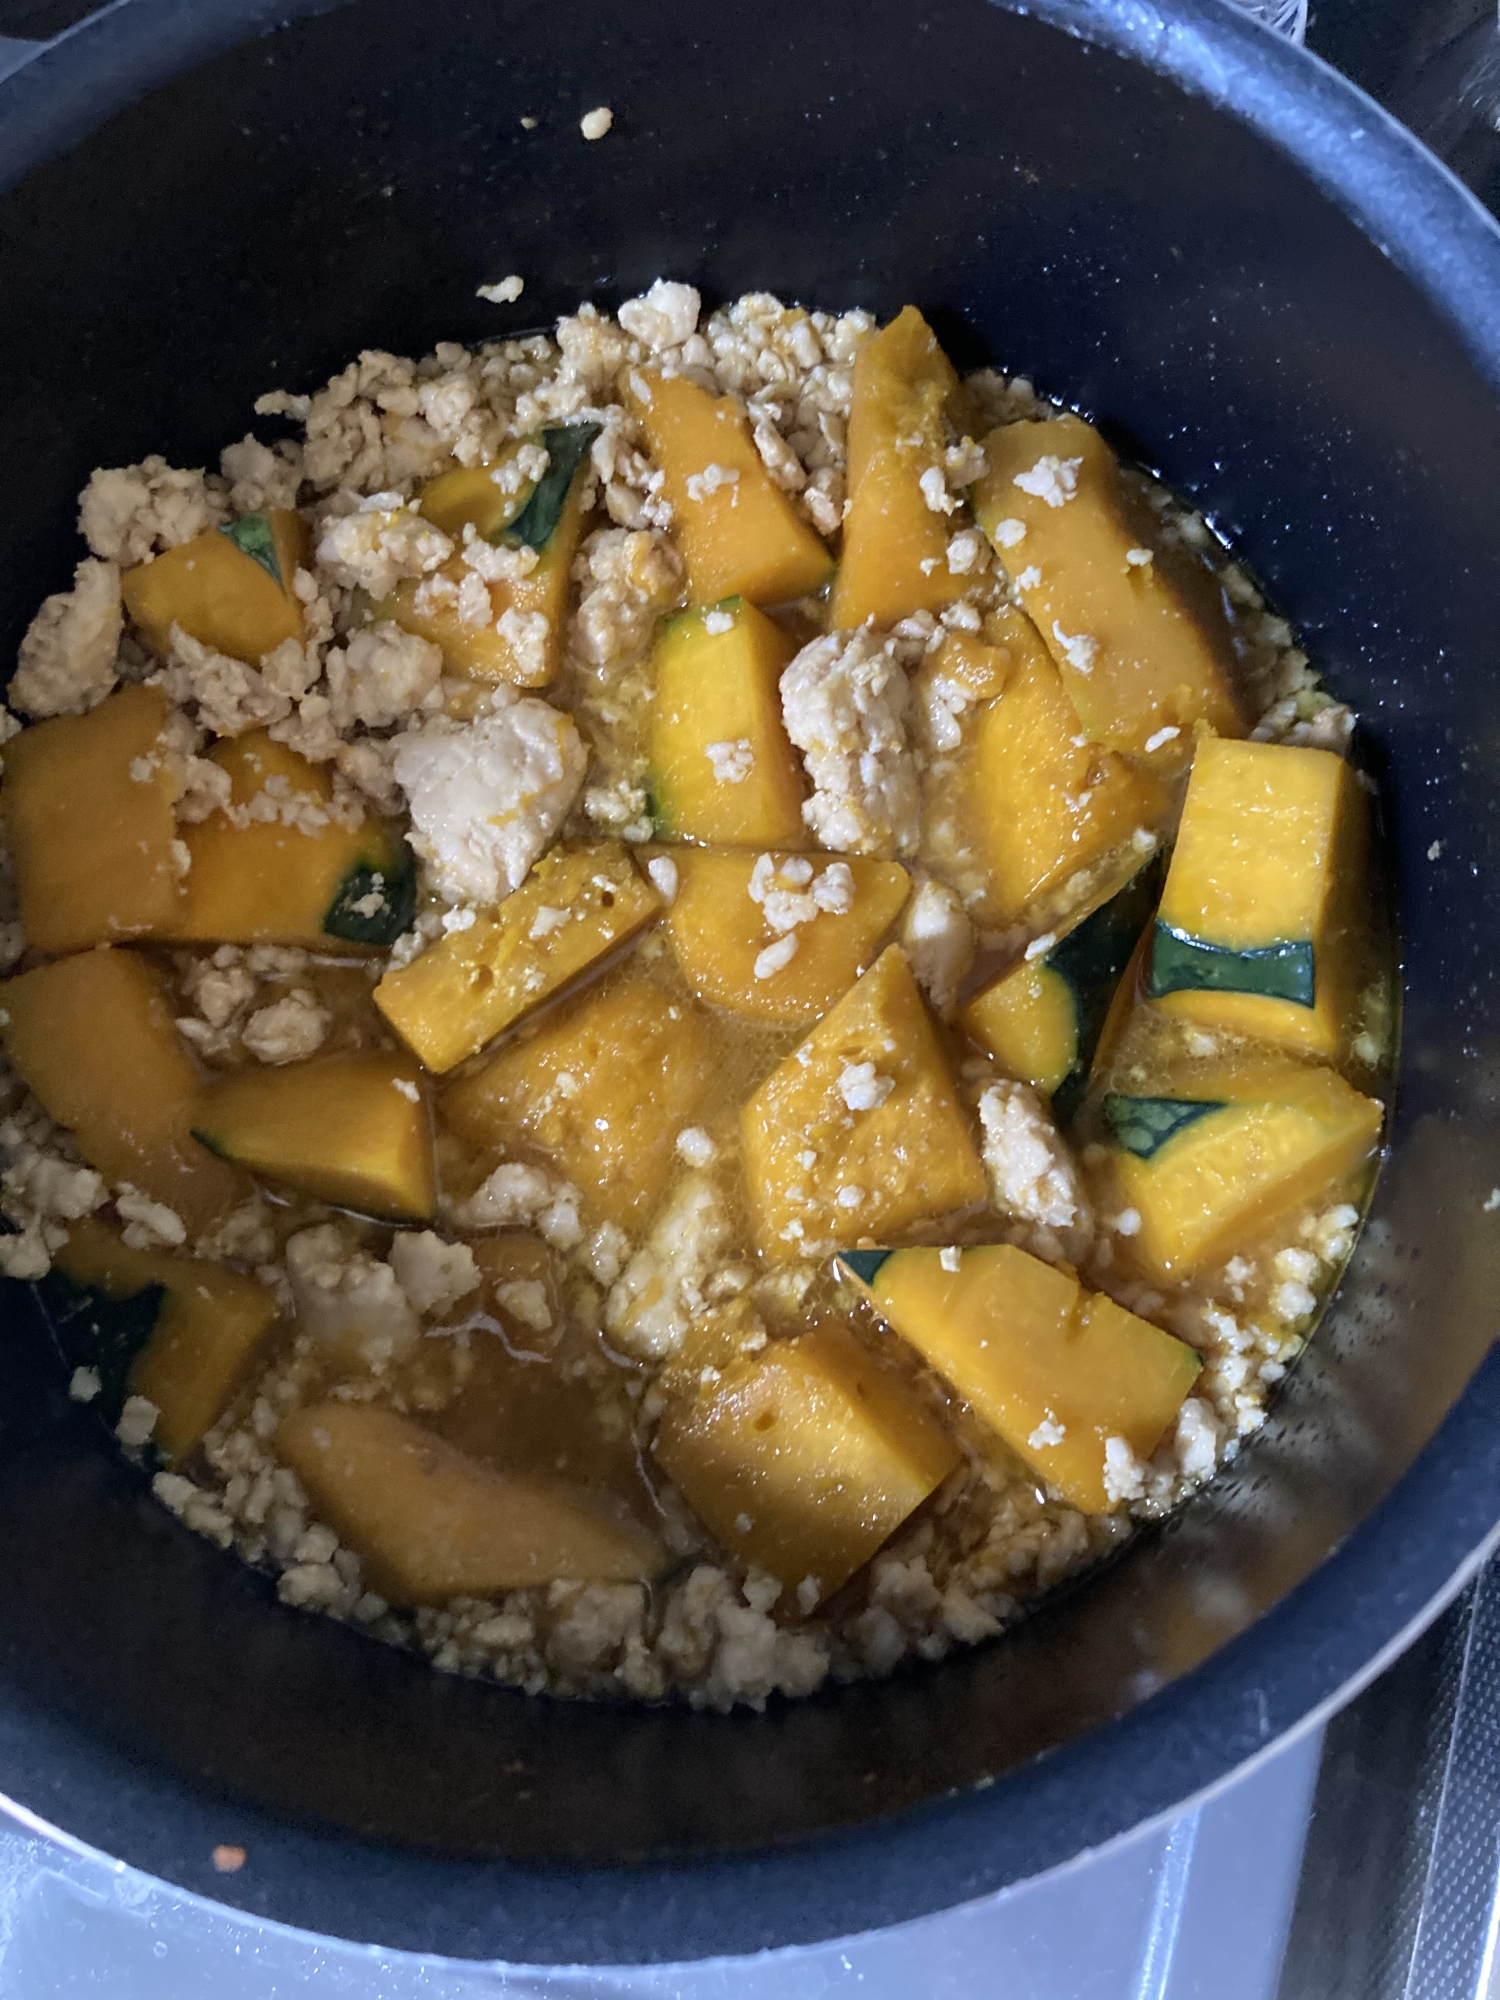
left=278, top=1402, right=665, bottom=1606
left=1148, top=737, right=1369, bottom=1064
left=1, top=949, right=248, bottom=1235
left=442, top=965, right=716, bottom=1231
left=375, top=841, right=661, bottom=1073
left=964, top=958, right=1079, bottom=1098
left=382, top=427, right=598, bottom=687
left=962, top=859, right=1158, bottom=1119
left=742, top=945, right=987, bottom=1257
left=961, top=627, right=1167, bottom=931
left=416, top=425, right=599, bottom=547
left=623, top=371, right=832, bottom=606
left=653, top=1320, right=961, bottom=1600
left=380, top=549, right=557, bottom=687
left=1097, top=1053, right=1383, bottom=1282
left=122, top=511, right=308, bottom=662
left=971, top=416, right=1245, bottom=763
left=1, top=684, right=184, bottom=953
left=194, top=1050, right=435, bottom=1223
left=413, top=463, right=526, bottom=545
left=829, top=306, right=976, bottom=630
left=663, top=848, right=910, bottom=1025
left=53, top=1216, right=280, bottom=1462
left=175, top=730, right=414, bottom=949
left=839, top=1243, right=1200, bottom=1513
left=646, top=599, right=806, bottom=846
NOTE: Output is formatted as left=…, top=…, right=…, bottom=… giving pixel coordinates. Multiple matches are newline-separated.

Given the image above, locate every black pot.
left=3, top=0, right=1500, bottom=1966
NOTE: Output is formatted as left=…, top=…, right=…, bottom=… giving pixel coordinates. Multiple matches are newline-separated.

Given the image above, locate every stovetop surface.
left=0, top=1724, right=1323, bottom=1998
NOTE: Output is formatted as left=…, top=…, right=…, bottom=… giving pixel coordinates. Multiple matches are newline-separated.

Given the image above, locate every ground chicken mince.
left=0, top=286, right=1391, bottom=1710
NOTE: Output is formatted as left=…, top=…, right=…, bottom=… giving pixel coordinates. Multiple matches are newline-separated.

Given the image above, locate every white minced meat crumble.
left=0, top=283, right=1379, bottom=1712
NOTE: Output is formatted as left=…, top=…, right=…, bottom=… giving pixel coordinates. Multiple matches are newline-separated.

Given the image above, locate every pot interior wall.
left=3, top=0, right=1500, bottom=1965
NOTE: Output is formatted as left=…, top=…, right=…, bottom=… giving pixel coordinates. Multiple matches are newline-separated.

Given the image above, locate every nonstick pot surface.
left=3, top=0, right=1500, bottom=1965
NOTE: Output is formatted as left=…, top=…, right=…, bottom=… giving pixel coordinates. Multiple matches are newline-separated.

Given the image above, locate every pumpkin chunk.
left=375, top=841, right=661, bottom=1073
left=442, top=965, right=716, bottom=1231
left=623, top=370, right=832, bottom=606
left=0, top=683, right=184, bottom=953
left=839, top=1244, right=1201, bottom=1513
left=957, top=617, right=1167, bottom=931
left=122, top=510, right=308, bottom=662
left=194, top=1050, right=435, bottom=1223
left=653, top=1320, right=960, bottom=1601
left=416, top=425, right=598, bottom=547
left=830, top=305, right=975, bottom=630
left=1095, top=1052, right=1383, bottom=1282
left=1149, top=737, right=1369, bottom=1064
left=53, top=1216, right=280, bottom=1462
left=413, top=463, right=526, bottom=546
left=278, top=1402, right=665, bottom=1607
left=962, top=860, right=1158, bottom=1119
left=174, top=730, right=413, bottom=949
left=1, top=949, right=247, bottom=1235
left=663, top=848, right=910, bottom=1025
left=742, top=945, right=987, bottom=1258
left=646, top=599, right=806, bottom=846
left=964, top=959, right=1076, bottom=1099
left=971, top=415, right=1245, bottom=764
left=382, top=425, right=598, bottom=687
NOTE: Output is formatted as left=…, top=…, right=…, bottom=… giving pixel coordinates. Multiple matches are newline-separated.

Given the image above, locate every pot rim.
left=2, top=0, right=1499, bottom=1964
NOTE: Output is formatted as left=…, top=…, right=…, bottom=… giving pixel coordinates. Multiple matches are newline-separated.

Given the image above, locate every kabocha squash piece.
left=663, top=847, right=910, bottom=1025
left=278, top=1402, right=665, bottom=1607
left=415, top=425, right=598, bottom=546
left=1, top=951, right=247, bottom=1235
left=962, top=859, right=1159, bottom=1120
left=383, top=423, right=599, bottom=686
left=646, top=600, right=806, bottom=846
left=51, top=1217, right=280, bottom=1463
left=1096, top=1054, right=1383, bottom=1283
left=830, top=306, right=976, bottom=630
left=443, top=965, right=716, bottom=1231
left=971, top=415, right=1245, bottom=764
left=962, top=627, right=1166, bottom=931
left=742, top=946, right=987, bottom=1257
left=194, top=1050, right=435, bottom=1223
left=653, top=1321, right=961, bottom=1601
left=0, top=683, right=184, bottom=953
left=964, top=956, right=1077, bottom=1098
left=175, top=730, right=414, bottom=949
left=838, top=1244, right=1200, bottom=1514
left=622, top=371, right=832, bottom=606
left=414, top=463, right=527, bottom=545
left=380, top=554, right=546, bottom=685
left=1148, top=737, right=1370, bottom=1064
left=375, top=841, right=661, bottom=1073
left=122, top=510, right=308, bottom=662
